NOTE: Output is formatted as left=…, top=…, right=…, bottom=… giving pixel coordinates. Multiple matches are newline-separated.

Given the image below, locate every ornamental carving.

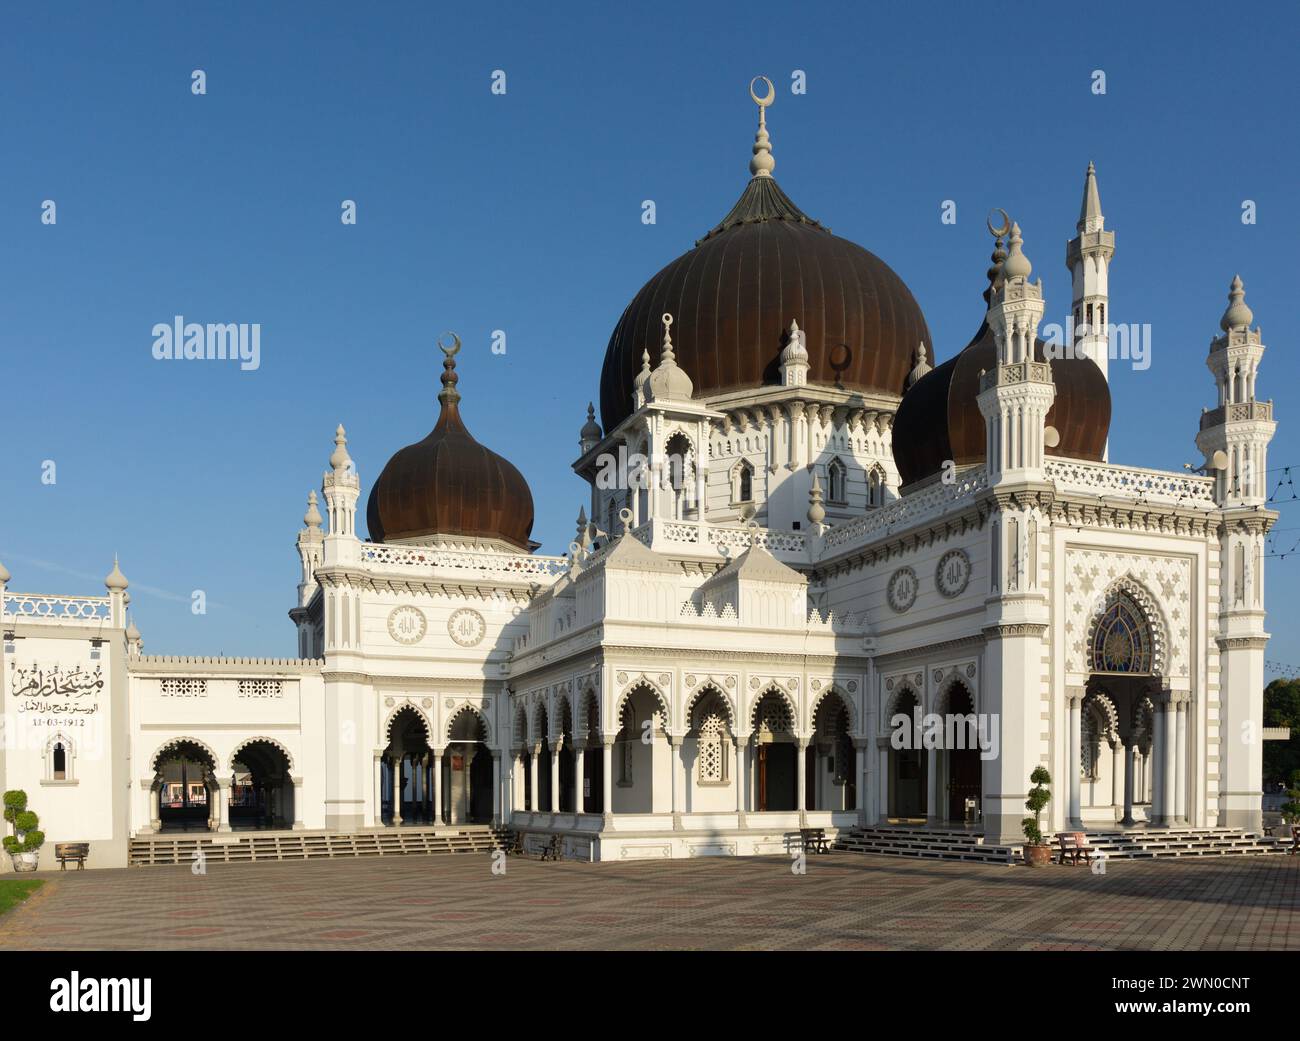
left=387, top=605, right=427, bottom=645
left=936, top=549, right=972, bottom=598
left=447, top=607, right=486, bottom=647
left=887, top=567, right=918, bottom=612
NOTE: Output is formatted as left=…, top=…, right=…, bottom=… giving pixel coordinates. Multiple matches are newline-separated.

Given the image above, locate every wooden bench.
left=799, top=827, right=831, bottom=854
left=1055, top=831, right=1094, bottom=865
left=502, top=830, right=525, bottom=857
left=538, top=834, right=562, bottom=861
left=55, top=842, right=89, bottom=871
left=1289, top=826, right=1300, bottom=856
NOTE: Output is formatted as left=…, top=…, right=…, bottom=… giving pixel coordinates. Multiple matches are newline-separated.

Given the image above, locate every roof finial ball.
left=437, top=331, right=462, bottom=406
left=749, top=75, right=776, bottom=179
left=1220, top=274, right=1254, bottom=333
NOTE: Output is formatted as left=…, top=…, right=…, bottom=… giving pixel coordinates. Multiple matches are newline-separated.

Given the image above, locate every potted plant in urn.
left=1021, top=767, right=1053, bottom=867
left=3, top=790, right=45, bottom=872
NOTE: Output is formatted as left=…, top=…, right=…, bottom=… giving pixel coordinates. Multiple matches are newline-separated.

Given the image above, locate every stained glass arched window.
left=1091, top=594, right=1153, bottom=674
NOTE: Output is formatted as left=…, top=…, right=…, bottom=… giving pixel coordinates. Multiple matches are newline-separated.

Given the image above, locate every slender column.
left=431, top=750, right=442, bottom=826
left=601, top=739, right=614, bottom=823
left=1110, top=738, right=1124, bottom=820
left=877, top=739, right=889, bottom=821
left=373, top=753, right=383, bottom=826
left=1067, top=692, right=1082, bottom=827
left=492, top=751, right=502, bottom=826
left=797, top=740, right=809, bottom=825
left=574, top=742, right=585, bottom=816
left=1122, top=743, right=1136, bottom=826
left=670, top=735, right=684, bottom=829
left=1151, top=705, right=1166, bottom=824
left=292, top=777, right=304, bottom=831
left=1161, top=700, right=1177, bottom=826
left=925, top=741, right=938, bottom=823
left=855, top=740, right=867, bottom=822
left=217, top=778, right=232, bottom=833
left=549, top=738, right=561, bottom=814
left=1175, top=700, right=1188, bottom=825
left=530, top=745, right=540, bottom=813
left=734, top=738, right=746, bottom=824
left=393, top=756, right=404, bottom=825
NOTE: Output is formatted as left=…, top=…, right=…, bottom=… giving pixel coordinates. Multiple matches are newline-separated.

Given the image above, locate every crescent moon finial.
left=749, top=75, right=776, bottom=108
left=986, top=208, right=1011, bottom=238
left=437, top=331, right=462, bottom=358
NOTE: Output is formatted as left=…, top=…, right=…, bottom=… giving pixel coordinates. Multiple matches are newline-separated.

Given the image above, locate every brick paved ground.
left=0, top=852, right=1295, bottom=950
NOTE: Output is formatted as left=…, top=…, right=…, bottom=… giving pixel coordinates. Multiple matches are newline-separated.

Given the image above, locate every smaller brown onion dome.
left=366, top=337, right=535, bottom=550
left=892, top=320, right=1111, bottom=488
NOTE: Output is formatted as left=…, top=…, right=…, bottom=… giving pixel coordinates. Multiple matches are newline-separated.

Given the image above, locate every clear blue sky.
left=3, top=0, right=1298, bottom=663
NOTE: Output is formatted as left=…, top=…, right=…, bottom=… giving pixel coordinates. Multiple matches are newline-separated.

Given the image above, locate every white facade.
left=0, top=123, right=1278, bottom=870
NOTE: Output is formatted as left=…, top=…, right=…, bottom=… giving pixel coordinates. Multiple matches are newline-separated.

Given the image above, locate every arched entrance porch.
left=229, top=740, right=296, bottom=830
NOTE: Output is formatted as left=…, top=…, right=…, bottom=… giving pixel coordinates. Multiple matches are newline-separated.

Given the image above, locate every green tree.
left=1263, top=679, right=1300, bottom=786
left=1021, top=766, right=1052, bottom=846
left=2, top=791, right=44, bottom=857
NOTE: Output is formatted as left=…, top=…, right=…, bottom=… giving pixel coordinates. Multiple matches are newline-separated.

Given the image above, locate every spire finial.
left=1078, top=160, right=1103, bottom=231
left=437, top=332, right=462, bottom=406
left=748, top=76, right=776, bottom=178
left=1220, top=274, right=1254, bottom=332
left=1001, top=221, right=1032, bottom=280
left=304, top=489, right=323, bottom=529
left=105, top=554, right=128, bottom=592
left=329, top=423, right=351, bottom=470
left=660, top=313, right=675, bottom=366
left=807, top=472, right=826, bottom=527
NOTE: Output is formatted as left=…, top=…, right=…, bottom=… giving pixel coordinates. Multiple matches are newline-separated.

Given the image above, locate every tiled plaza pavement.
left=1, top=851, right=1296, bottom=951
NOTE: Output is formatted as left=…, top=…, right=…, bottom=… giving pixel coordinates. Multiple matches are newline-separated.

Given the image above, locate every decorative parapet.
left=1044, top=458, right=1216, bottom=507
left=822, top=467, right=990, bottom=553
left=1199, top=401, right=1274, bottom=430
left=359, top=542, right=568, bottom=581
left=129, top=655, right=323, bottom=675
left=2, top=593, right=112, bottom=623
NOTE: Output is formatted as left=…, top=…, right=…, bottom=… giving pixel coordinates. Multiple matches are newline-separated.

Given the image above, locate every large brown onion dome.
left=366, top=342, right=535, bottom=549
left=598, top=171, right=931, bottom=430
left=892, top=318, right=1111, bottom=488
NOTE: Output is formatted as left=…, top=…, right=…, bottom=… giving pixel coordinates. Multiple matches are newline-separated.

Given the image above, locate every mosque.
left=0, top=80, right=1277, bottom=868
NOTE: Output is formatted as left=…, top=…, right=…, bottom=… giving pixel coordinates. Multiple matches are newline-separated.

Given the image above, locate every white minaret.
left=321, top=424, right=360, bottom=540
left=780, top=318, right=809, bottom=386
left=1196, top=275, right=1275, bottom=507
left=976, top=220, right=1056, bottom=841
left=1196, top=275, right=1276, bottom=832
left=1065, top=161, right=1115, bottom=384
left=978, top=221, right=1056, bottom=484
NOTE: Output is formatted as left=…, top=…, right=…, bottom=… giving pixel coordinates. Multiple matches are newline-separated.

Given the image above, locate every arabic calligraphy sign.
left=9, top=661, right=104, bottom=719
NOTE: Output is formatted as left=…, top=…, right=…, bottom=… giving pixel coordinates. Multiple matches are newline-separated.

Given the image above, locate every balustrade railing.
left=2, top=593, right=112, bottom=621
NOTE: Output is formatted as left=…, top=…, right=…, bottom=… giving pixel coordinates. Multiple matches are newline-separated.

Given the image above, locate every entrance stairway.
left=1079, top=827, right=1283, bottom=860
left=833, top=824, right=1286, bottom=865
left=128, top=825, right=512, bottom=867
left=834, top=826, right=1020, bottom=865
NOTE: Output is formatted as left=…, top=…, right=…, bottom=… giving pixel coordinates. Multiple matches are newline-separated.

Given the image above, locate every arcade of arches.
left=376, top=706, right=499, bottom=826
left=508, top=685, right=860, bottom=819
left=147, top=738, right=299, bottom=833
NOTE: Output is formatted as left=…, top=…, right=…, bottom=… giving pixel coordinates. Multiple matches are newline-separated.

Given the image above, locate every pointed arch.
left=512, top=704, right=529, bottom=748
left=228, top=736, right=296, bottom=774
left=614, top=677, right=669, bottom=731
left=749, top=684, right=797, bottom=734
left=383, top=702, right=432, bottom=743
left=446, top=704, right=490, bottom=744
left=685, top=682, right=735, bottom=730
left=1086, top=576, right=1168, bottom=677
left=1083, top=688, right=1120, bottom=742
left=827, top=457, right=847, bottom=504
left=935, top=676, right=975, bottom=717
left=731, top=458, right=755, bottom=503
left=811, top=684, right=857, bottom=735
left=149, top=737, right=219, bottom=774
left=883, top=682, right=921, bottom=728
left=575, top=687, right=601, bottom=740
left=531, top=701, right=550, bottom=746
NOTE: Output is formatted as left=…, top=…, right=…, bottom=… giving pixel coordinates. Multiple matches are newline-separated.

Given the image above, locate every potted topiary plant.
left=1021, top=766, right=1053, bottom=867
left=3, top=790, right=44, bottom=872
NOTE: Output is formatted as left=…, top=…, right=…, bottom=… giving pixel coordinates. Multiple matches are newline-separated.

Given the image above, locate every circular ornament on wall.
left=422, top=698, right=433, bottom=709
left=387, top=605, right=427, bottom=645
left=935, top=549, right=972, bottom=598
left=447, top=607, right=486, bottom=647
left=384, top=697, right=395, bottom=708
left=887, top=567, right=919, bottom=613
left=847, top=680, right=857, bottom=693
left=444, top=697, right=455, bottom=709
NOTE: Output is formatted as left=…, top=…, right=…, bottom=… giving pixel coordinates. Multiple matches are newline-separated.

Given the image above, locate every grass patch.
left=0, top=878, right=44, bottom=916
